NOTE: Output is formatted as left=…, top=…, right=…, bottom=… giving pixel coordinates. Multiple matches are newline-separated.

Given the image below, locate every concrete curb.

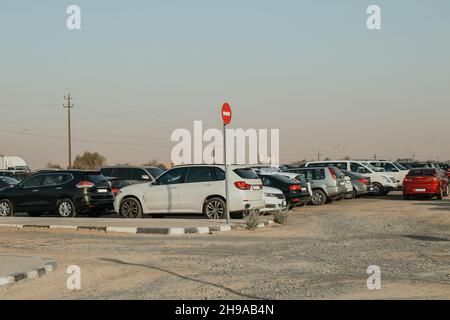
left=0, top=260, right=57, bottom=287
left=0, top=220, right=274, bottom=236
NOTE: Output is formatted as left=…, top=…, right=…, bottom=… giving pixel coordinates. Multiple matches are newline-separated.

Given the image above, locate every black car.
left=0, top=176, right=20, bottom=189
left=258, top=174, right=310, bottom=209
left=0, top=170, right=113, bottom=218
left=100, top=166, right=165, bottom=185
left=107, top=177, right=132, bottom=196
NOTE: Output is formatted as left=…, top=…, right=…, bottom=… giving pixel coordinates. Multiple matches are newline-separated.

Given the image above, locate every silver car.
left=341, top=170, right=374, bottom=199
left=287, top=167, right=348, bottom=205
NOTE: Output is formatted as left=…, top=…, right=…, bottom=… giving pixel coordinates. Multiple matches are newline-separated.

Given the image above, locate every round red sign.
left=221, top=103, right=232, bottom=125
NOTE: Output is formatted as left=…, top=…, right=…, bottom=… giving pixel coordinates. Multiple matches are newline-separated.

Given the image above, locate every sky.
left=1, top=0, right=449, bottom=169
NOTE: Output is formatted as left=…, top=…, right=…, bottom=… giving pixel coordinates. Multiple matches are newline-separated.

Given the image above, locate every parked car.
left=258, top=174, right=307, bottom=208
left=261, top=186, right=286, bottom=214
left=0, top=176, right=20, bottom=189
left=436, top=163, right=450, bottom=179
left=0, top=170, right=14, bottom=178
left=403, top=168, right=449, bottom=200
left=287, top=166, right=348, bottom=205
left=275, top=172, right=313, bottom=206
left=251, top=165, right=288, bottom=174
left=0, top=156, right=31, bottom=173
left=369, top=161, right=409, bottom=187
left=0, top=170, right=114, bottom=217
left=341, top=170, right=373, bottom=199
left=106, top=177, right=132, bottom=197
left=114, top=165, right=264, bottom=219
left=100, top=166, right=165, bottom=185
left=303, top=160, right=398, bottom=196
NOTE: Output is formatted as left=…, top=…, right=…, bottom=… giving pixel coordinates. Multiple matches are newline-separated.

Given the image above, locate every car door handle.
left=32, top=189, right=39, bottom=192
left=55, top=187, right=62, bottom=190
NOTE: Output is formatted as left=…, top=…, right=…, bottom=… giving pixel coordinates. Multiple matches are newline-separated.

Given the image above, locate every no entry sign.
left=221, top=103, right=232, bottom=125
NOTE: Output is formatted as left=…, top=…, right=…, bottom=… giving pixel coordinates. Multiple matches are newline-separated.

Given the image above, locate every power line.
left=0, top=128, right=172, bottom=147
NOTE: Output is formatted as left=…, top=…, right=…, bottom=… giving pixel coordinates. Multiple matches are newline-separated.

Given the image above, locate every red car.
left=403, top=168, right=449, bottom=200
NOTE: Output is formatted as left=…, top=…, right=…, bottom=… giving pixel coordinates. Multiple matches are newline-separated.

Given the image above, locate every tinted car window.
left=42, top=174, right=72, bottom=186
left=22, top=175, right=44, bottom=188
left=260, top=176, right=272, bottom=186
left=0, top=177, right=19, bottom=185
left=297, top=169, right=325, bottom=180
left=100, top=168, right=113, bottom=177
left=185, top=167, right=214, bottom=183
left=407, top=169, right=435, bottom=177
left=85, top=173, right=108, bottom=183
left=114, top=168, right=131, bottom=180
left=130, top=168, right=149, bottom=181
left=213, top=167, right=225, bottom=181
left=158, top=167, right=187, bottom=185
left=145, top=167, right=165, bottom=178
left=350, top=163, right=370, bottom=174
left=234, top=168, right=258, bottom=179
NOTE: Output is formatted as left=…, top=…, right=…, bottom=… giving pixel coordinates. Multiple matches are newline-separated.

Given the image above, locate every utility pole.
left=317, top=151, right=321, bottom=161
left=63, top=94, right=74, bottom=168
left=373, top=153, right=377, bottom=160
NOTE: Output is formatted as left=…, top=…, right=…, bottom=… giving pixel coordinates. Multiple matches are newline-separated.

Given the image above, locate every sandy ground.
left=0, top=192, right=450, bottom=300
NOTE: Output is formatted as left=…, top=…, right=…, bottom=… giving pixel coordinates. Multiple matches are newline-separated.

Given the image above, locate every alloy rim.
left=205, top=200, right=224, bottom=219
left=0, top=202, right=11, bottom=216
left=312, top=192, right=323, bottom=204
left=122, top=200, right=139, bottom=218
left=59, top=202, right=72, bottom=217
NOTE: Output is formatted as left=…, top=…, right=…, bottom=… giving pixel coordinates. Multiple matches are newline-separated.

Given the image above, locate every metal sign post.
left=221, top=103, right=232, bottom=224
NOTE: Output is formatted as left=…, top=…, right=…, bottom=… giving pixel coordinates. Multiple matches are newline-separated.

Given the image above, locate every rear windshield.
left=84, top=172, right=108, bottom=182
left=270, top=175, right=297, bottom=184
left=234, top=168, right=259, bottom=179
left=407, top=169, right=436, bottom=177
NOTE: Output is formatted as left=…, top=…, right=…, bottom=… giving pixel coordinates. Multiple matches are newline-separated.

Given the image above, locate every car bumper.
left=77, top=196, right=114, bottom=213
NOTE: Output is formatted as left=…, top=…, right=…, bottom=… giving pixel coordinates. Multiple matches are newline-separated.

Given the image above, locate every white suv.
left=114, top=165, right=265, bottom=219
left=369, top=161, right=409, bottom=186
left=304, top=160, right=398, bottom=195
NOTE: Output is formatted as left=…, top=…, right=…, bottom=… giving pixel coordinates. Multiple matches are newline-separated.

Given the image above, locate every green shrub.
left=244, top=211, right=263, bottom=230
left=273, top=209, right=288, bottom=225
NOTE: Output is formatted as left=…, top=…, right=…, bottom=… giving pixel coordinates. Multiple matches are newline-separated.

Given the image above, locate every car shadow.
left=412, top=199, right=450, bottom=211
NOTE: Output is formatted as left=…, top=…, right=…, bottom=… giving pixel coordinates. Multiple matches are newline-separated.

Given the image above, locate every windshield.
left=145, top=167, right=165, bottom=178
left=254, top=167, right=279, bottom=174
left=0, top=177, right=19, bottom=184
left=393, top=162, right=407, bottom=170
left=361, top=162, right=385, bottom=172
left=14, top=166, right=30, bottom=171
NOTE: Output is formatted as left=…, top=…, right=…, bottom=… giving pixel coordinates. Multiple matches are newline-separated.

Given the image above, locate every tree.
left=142, top=160, right=167, bottom=170
left=72, top=151, right=106, bottom=170
left=46, top=162, right=62, bottom=169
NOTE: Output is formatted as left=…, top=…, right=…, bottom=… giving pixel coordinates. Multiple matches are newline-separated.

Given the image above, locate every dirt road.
left=1, top=192, right=450, bottom=299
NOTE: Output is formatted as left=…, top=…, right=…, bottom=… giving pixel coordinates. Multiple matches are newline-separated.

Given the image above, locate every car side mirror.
left=151, top=180, right=159, bottom=185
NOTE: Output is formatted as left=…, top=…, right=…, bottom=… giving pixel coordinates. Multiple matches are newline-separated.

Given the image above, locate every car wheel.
left=203, top=197, right=226, bottom=219
left=0, top=199, right=14, bottom=217
left=372, top=183, right=384, bottom=196
left=120, top=198, right=143, bottom=218
left=56, top=198, right=77, bottom=218
left=28, top=212, right=42, bottom=217
left=311, top=190, right=327, bottom=205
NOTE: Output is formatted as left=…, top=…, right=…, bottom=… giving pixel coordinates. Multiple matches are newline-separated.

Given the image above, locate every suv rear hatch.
left=79, top=172, right=113, bottom=200
left=232, top=167, right=263, bottom=201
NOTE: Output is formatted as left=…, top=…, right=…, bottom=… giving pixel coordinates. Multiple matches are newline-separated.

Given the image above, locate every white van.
left=369, top=161, right=409, bottom=186
left=0, top=156, right=30, bottom=172
left=303, top=160, right=398, bottom=196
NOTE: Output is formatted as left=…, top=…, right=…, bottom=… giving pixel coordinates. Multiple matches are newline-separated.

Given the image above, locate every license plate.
left=415, top=188, right=426, bottom=192
left=97, top=189, right=108, bottom=193
left=252, top=185, right=261, bottom=190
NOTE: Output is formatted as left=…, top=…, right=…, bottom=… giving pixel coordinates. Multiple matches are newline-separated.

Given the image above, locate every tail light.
left=234, top=181, right=252, bottom=190
left=328, top=167, right=336, bottom=180
left=111, top=188, right=120, bottom=194
left=76, top=181, right=95, bottom=188
left=358, top=178, right=368, bottom=185
left=289, top=185, right=301, bottom=191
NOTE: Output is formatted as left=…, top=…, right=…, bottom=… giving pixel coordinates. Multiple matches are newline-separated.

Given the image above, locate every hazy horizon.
left=1, top=1, right=449, bottom=170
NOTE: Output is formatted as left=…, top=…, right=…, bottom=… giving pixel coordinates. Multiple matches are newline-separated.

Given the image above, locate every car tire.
left=372, top=183, right=384, bottom=196
left=56, top=198, right=77, bottom=218
left=120, top=198, right=143, bottom=219
left=311, top=189, right=327, bottom=205
left=28, top=212, right=42, bottom=217
left=403, top=194, right=410, bottom=200
left=203, top=197, right=226, bottom=219
left=0, top=199, right=14, bottom=217
left=347, top=189, right=357, bottom=199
